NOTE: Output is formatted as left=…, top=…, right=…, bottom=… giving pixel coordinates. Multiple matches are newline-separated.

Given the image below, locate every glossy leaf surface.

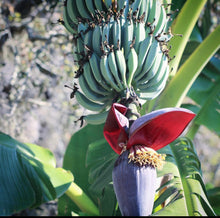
left=0, top=132, right=73, bottom=216
left=152, top=137, right=216, bottom=216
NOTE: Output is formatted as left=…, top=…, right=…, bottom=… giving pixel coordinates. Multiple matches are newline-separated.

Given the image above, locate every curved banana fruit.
left=78, top=73, right=109, bottom=103
left=88, top=52, right=111, bottom=91
left=83, top=110, right=109, bottom=125
left=85, top=0, right=96, bottom=15
left=108, top=49, right=124, bottom=90
left=92, top=25, right=103, bottom=57
left=62, top=2, right=77, bottom=34
left=83, top=61, right=110, bottom=96
left=139, top=55, right=169, bottom=90
left=76, top=0, right=92, bottom=19
left=133, top=20, right=146, bottom=53
left=75, top=91, right=107, bottom=112
left=133, top=34, right=153, bottom=78
left=137, top=63, right=169, bottom=100
left=115, top=48, right=127, bottom=88
left=122, top=14, right=134, bottom=59
left=134, top=38, right=160, bottom=82
left=113, top=18, right=121, bottom=49
left=100, top=54, right=122, bottom=92
left=136, top=49, right=163, bottom=85
left=66, top=0, right=80, bottom=25
left=127, top=46, right=138, bottom=88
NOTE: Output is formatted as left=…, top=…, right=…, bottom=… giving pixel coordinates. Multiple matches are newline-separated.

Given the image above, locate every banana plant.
left=0, top=0, right=219, bottom=216
left=59, top=0, right=219, bottom=216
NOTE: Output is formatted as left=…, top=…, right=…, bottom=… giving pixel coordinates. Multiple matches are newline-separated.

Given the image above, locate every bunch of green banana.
left=62, top=0, right=173, bottom=125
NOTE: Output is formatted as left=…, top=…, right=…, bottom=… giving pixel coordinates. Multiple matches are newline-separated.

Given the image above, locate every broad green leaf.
left=168, top=0, right=208, bottom=76
left=156, top=24, right=220, bottom=109
left=98, top=183, right=118, bottom=216
left=85, top=138, right=118, bottom=215
left=186, top=76, right=220, bottom=136
left=206, top=185, right=220, bottom=215
left=86, top=138, right=117, bottom=195
left=0, top=132, right=73, bottom=216
left=153, top=137, right=216, bottom=216
left=58, top=124, right=105, bottom=215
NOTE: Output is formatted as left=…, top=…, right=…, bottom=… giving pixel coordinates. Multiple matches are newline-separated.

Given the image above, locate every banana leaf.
left=184, top=72, right=220, bottom=137
left=0, top=132, right=73, bottom=216
left=58, top=124, right=106, bottom=215
left=152, top=137, right=216, bottom=216
left=206, top=184, right=220, bottom=215
left=85, top=137, right=119, bottom=216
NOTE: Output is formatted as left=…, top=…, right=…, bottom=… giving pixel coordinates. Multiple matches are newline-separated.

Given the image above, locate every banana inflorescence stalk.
left=62, top=0, right=173, bottom=125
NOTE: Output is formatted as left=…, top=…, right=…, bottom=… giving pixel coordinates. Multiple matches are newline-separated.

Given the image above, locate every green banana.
left=131, top=0, right=143, bottom=18
left=147, top=54, right=169, bottom=87
left=92, top=24, right=102, bottom=57
left=133, top=34, right=153, bottom=78
left=83, top=61, right=110, bottom=95
left=89, top=52, right=112, bottom=91
left=113, top=18, right=121, bottom=49
left=66, top=0, right=80, bottom=25
left=78, top=73, right=109, bottom=103
left=108, top=49, right=124, bottom=90
left=76, top=0, right=92, bottom=19
left=62, top=2, right=77, bottom=34
left=133, top=19, right=146, bottom=53
left=102, top=22, right=111, bottom=53
left=122, top=13, right=134, bottom=59
left=76, top=36, right=84, bottom=55
left=100, top=54, right=122, bottom=92
left=115, top=48, right=127, bottom=88
left=153, top=1, right=162, bottom=30
left=153, top=4, right=168, bottom=37
left=134, top=38, right=160, bottom=81
left=136, top=49, right=163, bottom=85
left=139, top=54, right=169, bottom=89
left=85, top=0, right=96, bottom=15
left=139, top=0, right=149, bottom=23
left=119, top=14, right=126, bottom=48
left=147, top=0, right=157, bottom=25
left=137, top=63, right=169, bottom=100
left=84, top=27, right=93, bottom=54
left=75, top=91, right=107, bottom=112
left=127, top=46, right=138, bottom=87
left=83, top=110, right=109, bottom=125
left=93, top=0, right=105, bottom=12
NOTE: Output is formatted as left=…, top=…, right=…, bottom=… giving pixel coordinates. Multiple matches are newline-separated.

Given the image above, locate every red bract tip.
left=103, top=103, right=196, bottom=154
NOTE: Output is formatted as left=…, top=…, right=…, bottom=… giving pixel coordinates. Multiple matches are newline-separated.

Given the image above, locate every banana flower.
left=103, top=103, right=195, bottom=216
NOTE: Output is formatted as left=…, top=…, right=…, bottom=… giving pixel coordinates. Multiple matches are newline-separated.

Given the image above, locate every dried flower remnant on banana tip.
left=103, top=103, right=196, bottom=215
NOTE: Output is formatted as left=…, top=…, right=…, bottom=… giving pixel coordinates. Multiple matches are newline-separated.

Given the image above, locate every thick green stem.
left=65, top=182, right=99, bottom=216
left=156, top=24, right=220, bottom=109
left=168, top=0, right=208, bottom=77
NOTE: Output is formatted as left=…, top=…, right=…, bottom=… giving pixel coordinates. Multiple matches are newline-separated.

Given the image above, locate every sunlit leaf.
left=58, top=124, right=105, bottom=215
left=153, top=137, right=216, bottom=216
left=0, top=132, right=73, bottom=216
